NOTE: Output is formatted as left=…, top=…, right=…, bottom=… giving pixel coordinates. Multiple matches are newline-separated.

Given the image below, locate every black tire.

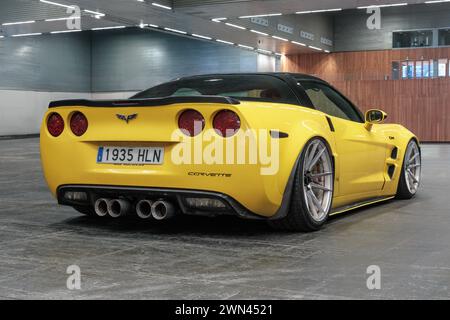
left=396, top=139, right=421, bottom=200
left=269, top=138, right=334, bottom=232
left=73, top=206, right=95, bottom=216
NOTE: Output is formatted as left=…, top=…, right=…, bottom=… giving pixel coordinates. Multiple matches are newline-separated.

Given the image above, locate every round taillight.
left=70, top=112, right=88, bottom=136
left=47, top=112, right=64, bottom=137
left=213, top=110, right=241, bottom=137
left=178, top=110, right=205, bottom=137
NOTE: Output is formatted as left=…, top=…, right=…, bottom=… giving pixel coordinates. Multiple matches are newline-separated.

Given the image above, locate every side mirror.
left=365, top=109, right=387, bottom=130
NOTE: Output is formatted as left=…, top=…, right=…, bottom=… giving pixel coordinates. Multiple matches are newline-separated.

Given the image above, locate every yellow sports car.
left=40, top=73, right=421, bottom=231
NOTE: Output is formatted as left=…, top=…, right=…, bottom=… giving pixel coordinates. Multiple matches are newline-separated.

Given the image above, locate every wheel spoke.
left=309, top=172, right=332, bottom=178
left=407, top=169, right=418, bottom=183
left=305, top=142, right=318, bottom=170
left=408, top=152, right=419, bottom=164
left=306, top=192, right=319, bottom=219
left=408, top=163, right=421, bottom=169
left=308, top=190, right=324, bottom=214
left=308, top=147, right=326, bottom=171
left=309, top=182, right=331, bottom=192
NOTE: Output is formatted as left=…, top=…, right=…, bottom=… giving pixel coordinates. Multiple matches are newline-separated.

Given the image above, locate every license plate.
left=97, top=147, right=164, bottom=165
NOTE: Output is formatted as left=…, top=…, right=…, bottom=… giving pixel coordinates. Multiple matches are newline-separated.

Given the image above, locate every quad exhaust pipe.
left=136, top=199, right=176, bottom=220
left=95, top=198, right=175, bottom=220
left=136, top=200, right=153, bottom=219
left=107, top=199, right=131, bottom=218
left=94, top=198, right=110, bottom=217
left=151, top=200, right=175, bottom=220
left=94, top=198, right=131, bottom=218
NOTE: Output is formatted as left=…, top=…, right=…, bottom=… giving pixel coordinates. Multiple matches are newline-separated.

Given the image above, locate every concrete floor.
left=0, top=138, right=449, bottom=300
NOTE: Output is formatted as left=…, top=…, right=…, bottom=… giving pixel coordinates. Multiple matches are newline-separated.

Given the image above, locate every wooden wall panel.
left=282, top=49, right=450, bottom=142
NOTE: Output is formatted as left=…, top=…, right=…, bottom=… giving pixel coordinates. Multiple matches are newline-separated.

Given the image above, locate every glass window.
left=132, top=75, right=299, bottom=104
left=299, top=81, right=363, bottom=123
left=393, top=30, right=433, bottom=48
left=408, top=61, right=415, bottom=79
left=415, top=61, right=423, bottom=79
left=438, top=29, right=450, bottom=46
left=438, top=59, right=447, bottom=77
left=423, top=61, right=430, bottom=78
left=432, top=60, right=438, bottom=78
left=401, top=61, right=408, bottom=79
left=392, top=61, right=400, bottom=80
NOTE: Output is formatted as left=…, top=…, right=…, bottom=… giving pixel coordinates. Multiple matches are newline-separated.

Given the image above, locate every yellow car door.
left=298, top=81, right=386, bottom=203
left=329, top=116, right=386, bottom=198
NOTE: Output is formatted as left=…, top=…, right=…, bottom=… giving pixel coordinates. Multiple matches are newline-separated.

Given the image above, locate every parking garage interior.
left=1, top=0, right=450, bottom=300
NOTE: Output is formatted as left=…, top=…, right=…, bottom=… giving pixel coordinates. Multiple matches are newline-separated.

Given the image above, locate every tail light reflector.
left=178, top=110, right=205, bottom=137
left=213, top=110, right=241, bottom=137
left=70, top=112, right=88, bottom=136
left=47, top=112, right=64, bottom=137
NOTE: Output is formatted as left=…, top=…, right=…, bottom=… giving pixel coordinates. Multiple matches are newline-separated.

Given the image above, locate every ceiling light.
left=2, top=21, right=35, bottom=26
left=257, top=49, right=272, bottom=54
left=357, top=3, right=407, bottom=9
left=39, top=0, right=75, bottom=9
left=152, top=2, right=172, bottom=10
left=250, top=30, right=269, bottom=36
left=83, top=10, right=105, bottom=18
left=308, top=45, right=323, bottom=51
left=45, top=17, right=80, bottom=22
left=164, top=27, right=187, bottom=34
left=216, top=39, right=234, bottom=45
left=211, top=18, right=227, bottom=23
left=91, top=26, right=126, bottom=31
left=238, top=44, right=254, bottom=50
left=192, top=34, right=212, bottom=40
left=148, top=24, right=159, bottom=28
left=239, top=13, right=282, bottom=18
left=225, top=23, right=246, bottom=30
left=292, top=41, right=306, bottom=46
left=324, top=50, right=331, bottom=53
left=51, top=30, right=82, bottom=34
left=296, top=8, right=342, bottom=14
left=11, top=33, right=42, bottom=37
left=425, top=0, right=450, bottom=3
left=272, top=35, right=288, bottom=41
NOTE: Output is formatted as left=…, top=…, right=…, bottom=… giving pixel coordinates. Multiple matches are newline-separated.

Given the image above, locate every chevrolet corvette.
left=40, top=73, right=421, bottom=231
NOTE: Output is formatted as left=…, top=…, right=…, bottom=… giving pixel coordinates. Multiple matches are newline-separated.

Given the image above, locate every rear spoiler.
left=49, top=96, right=240, bottom=108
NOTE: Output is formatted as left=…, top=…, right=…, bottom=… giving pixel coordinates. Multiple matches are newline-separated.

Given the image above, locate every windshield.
left=131, top=75, right=299, bottom=104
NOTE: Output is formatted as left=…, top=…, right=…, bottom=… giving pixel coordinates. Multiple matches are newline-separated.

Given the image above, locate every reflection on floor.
left=0, top=138, right=449, bottom=299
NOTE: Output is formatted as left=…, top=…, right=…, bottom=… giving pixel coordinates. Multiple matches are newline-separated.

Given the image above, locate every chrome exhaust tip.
left=107, top=199, right=131, bottom=218
left=94, top=198, right=110, bottom=217
left=136, top=200, right=154, bottom=219
left=151, top=200, right=175, bottom=220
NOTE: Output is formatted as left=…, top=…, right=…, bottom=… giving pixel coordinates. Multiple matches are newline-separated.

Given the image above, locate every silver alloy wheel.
left=404, top=141, right=421, bottom=195
left=302, top=140, right=333, bottom=222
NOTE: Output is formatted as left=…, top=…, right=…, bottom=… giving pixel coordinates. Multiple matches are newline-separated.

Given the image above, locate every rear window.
left=131, top=75, right=299, bottom=104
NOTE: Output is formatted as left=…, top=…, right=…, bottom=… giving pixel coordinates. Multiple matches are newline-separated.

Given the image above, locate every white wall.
left=0, top=90, right=91, bottom=136
left=0, top=55, right=277, bottom=136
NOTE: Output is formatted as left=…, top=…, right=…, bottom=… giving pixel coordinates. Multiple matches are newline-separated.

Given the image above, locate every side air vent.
left=388, top=165, right=395, bottom=179
left=325, top=116, right=335, bottom=132
left=391, top=147, right=398, bottom=159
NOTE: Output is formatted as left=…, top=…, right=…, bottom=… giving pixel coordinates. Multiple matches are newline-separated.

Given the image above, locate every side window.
left=299, top=81, right=362, bottom=122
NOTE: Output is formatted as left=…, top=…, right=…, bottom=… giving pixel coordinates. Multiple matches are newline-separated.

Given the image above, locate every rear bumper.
left=57, top=185, right=266, bottom=220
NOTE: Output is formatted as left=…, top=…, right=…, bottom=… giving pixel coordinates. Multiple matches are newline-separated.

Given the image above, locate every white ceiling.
left=0, top=0, right=438, bottom=55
